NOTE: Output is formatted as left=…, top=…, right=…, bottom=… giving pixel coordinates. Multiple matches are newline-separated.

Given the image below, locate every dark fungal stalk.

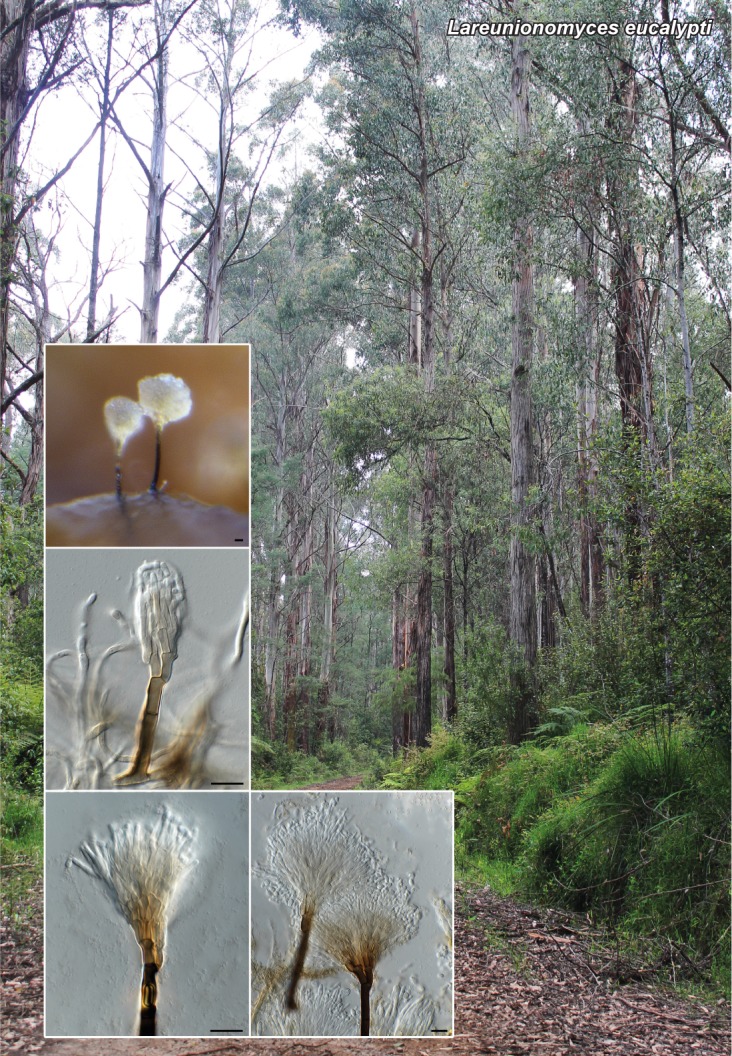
left=139, top=961, right=158, bottom=1036
left=353, top=963, right=374, bottom=1036
left=149, top=427, right=162, bottom=493
left=286, top=905, right=314, bottom=1011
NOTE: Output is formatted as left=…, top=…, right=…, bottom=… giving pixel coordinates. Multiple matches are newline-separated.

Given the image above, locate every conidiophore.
left=104, top=397, right=145, bottom=501
left=137, top=374, right=192, bottom=493
left=314, top=885, right=420, bottom=1035
left=116, top=561, right=186, bottom=784
left=256, top=798, right=380, bottom=1012
left=256, top=797, right=420, bottom=1032
left=69, top=807, right=196, bottom=1036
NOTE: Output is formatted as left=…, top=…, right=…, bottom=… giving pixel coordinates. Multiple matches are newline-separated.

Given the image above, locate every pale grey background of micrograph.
left=45, top=790, right=249, bottom=1036
left=250, top=790, right=453, bottom=1035
left=45, top=548, right=249, bottom=788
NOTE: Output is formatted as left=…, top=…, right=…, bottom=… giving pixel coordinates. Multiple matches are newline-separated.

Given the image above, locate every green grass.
left=1, top=789, right=43, bottom=926
left=378, top=717, right=729, bottom=994
left=455, top=721, right=730, bottom=988
left=456, top=851, right=521, bottom=897
left=1, top=676, right=44, bottom=925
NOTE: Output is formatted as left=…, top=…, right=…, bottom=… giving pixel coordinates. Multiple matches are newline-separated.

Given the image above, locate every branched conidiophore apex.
left=257, top=797, right=421, bottom=1032
left=68, top=807, right=197, bottom=1036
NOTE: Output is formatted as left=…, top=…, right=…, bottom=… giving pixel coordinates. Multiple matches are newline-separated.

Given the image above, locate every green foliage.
left=1, top=496, right=43, bottom=680
left=1, top=679, right=43, bottom=797
left=253, top=738, right=388, bottom=789
left=1, top=679, right=43, bottom=923
left=324, top=366, right=461, bottom=488
left=380, top=726, right=474, bottom=790
left=456, top=722, right=730, bottom=978
left=524, top=727, right=729, bottom=959
left=458, top=723, right=625, bottom=859
left=457, top=620, right=516, bottom=749
left=2, top=787, right=43, bottom=845
left=0, top=786, right=42, bottom=925
left=591, top=420, right=731, bottom=739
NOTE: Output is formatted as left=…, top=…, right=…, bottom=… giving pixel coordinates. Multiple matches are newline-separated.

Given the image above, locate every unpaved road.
left=301, top=775, right=364, bottom=790
left=3, top=877, right=729, bottom=1055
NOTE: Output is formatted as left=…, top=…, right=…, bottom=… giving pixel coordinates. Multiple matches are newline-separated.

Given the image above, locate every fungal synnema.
left=251, top=793, right=453, bottom=1038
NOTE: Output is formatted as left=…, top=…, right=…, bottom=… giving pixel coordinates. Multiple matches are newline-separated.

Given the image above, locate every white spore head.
left=133, top=560, right=186, bottom=670
left=138, top=374, right=192, bottom=430
left=104, top=397, right=145, bottom=456
left=256, top=797, right=379, bottom=921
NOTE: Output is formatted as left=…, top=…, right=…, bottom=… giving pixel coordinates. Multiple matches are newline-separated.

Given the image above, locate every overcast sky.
left=29, top=1, right=321, bottom=343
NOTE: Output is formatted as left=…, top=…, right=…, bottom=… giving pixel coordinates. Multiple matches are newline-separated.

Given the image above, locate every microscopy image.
left=45, top=344, right=249, bottom=547
left=250, top=791, right=453, bottom=1038
left=45, top=549, right=249, bottom=789
left=45, top=791, right=249, bottom=1037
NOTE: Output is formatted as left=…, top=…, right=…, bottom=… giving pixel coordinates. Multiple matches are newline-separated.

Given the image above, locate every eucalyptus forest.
left=1, top=0, right=730, bottom=1031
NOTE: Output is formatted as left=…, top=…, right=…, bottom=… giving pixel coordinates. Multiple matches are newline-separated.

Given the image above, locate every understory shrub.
left=381, top=726, right=474, bottom=790
left=458, top=720, right=730, bottom=972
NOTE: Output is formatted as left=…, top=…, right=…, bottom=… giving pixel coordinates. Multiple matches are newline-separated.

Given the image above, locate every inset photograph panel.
left=45, top=791, right=249, bottom=1037
left=250, top=790, right=453, bottom=1038
left=45, top=549, right=249, bottom=789
left=45, top=344, right=249, bottom=547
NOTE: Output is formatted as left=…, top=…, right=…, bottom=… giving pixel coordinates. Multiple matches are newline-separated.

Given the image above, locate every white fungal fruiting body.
left=104, top=397, right=146, bottom=455
left=256, top=798, right=381, bottom=922
left=256, top=796, right=421, bottom=1021
left=70, top=807, right=196, bottom=968
left=314, top=887, right=420, bottom=973
left=133, top=561, right=186, bottom=672
left=138, top=374, right=192, bottom=430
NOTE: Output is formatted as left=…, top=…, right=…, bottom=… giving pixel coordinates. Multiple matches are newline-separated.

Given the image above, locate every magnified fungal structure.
left=46, top=556, right=249, bottom=789
left=103, top=373, right=192, bottom=500
left=252, top=796, right=448, bottom=1037
left=138, top=374, right=193, bottom=493
left=104, top=398, right=145, bottom=499
left=115, top=561, right=185, bottom=783
left=68, top=807, right=196, bottom=1036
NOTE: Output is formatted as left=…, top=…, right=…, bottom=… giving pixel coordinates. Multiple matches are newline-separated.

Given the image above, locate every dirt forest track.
left=2, top=876, right=729, bottom=1056
left=301, top=775, right=365, bottom=790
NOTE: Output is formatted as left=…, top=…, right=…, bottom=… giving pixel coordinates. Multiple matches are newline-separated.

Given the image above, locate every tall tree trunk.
left=296, top=443, right=314, bottom=753
left=575, top=219, right=604, bottom=615
left=609, top=60, right=658, bottom=575
left=283, top=608, right=298, bottom=751
left=442, top=482, right=457, bottom=724
left=661, top=87, right=694, bottom=435
left=318, top=465, right=338, bottom=741
left=202, top=207, right=224, bottom=343
left=610, top=63, right=654, bottom=446
left=415, top=442, right=435, bottom=747
left=140, top=0, right=170, bottom=343
left=508, top=32, right=537, bottom=744
left=408, top=230, right=421, bottom=366
left=0, top=0, right=33, bottom=395
left=282, top=422, right=302, bottom=753
left=86, top=10, right=114, bottom=340
left=412, top=2, right=435, bottom=749
left=201, top=24, right=234, bottom=344
left=18, top=257, right=48, bottom=506
left=439, top=236, right=457, bottom=723
left=264, top=398, right=287, bottom=736
left=392, top=588, right=405, bottom=755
